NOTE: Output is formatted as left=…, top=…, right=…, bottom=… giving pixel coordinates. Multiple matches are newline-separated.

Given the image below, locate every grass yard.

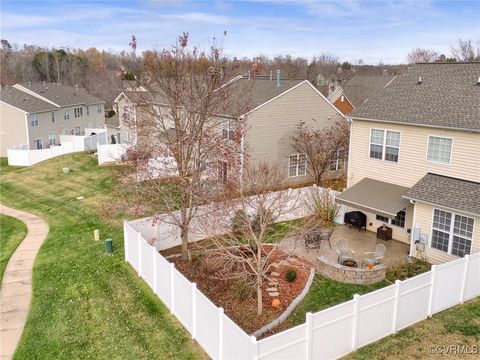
left=344, top=297, right=480, bottom=360
left=0, top=153, right=206, bottom=360
left=0, top=214, right=28, bottom=281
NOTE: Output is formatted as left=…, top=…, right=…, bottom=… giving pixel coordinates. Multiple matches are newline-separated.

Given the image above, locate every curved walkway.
left=0, top=205, right=49, bottom=360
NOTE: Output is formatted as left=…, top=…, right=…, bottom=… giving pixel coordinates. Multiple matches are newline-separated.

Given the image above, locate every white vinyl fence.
left=7, top=128, right=106, bottom=166
left=124, top=206, right=480, bottom=359
left=97, top=143, right=128, bottom=165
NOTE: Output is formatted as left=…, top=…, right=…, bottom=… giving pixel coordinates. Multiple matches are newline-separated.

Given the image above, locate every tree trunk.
left=180, top=208, right=189, bottom=260
left=257, top=278, right=263, bottom=315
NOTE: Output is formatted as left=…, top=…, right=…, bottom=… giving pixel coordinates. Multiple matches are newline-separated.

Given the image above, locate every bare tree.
left=291, top=120, right=350, bottom=185
left=196, top=162, right=306, bottom=315
left=407, top=48, right=438, bottom=64
left=121, top=33, right=251, bottom=260
left=451, top=38, right=480, bottom=61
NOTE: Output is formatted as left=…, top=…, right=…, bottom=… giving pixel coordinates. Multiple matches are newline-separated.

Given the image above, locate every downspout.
left=345, top=116, right=353, bottom=189
left=239, top=115, right=245, bottom=192
left=25, top=113, right=30, bottom=148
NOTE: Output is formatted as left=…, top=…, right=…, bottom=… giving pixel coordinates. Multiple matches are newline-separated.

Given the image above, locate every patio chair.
left=362, top=244, right=387, bottom=266
left=335, top=239, right=355, bottom=264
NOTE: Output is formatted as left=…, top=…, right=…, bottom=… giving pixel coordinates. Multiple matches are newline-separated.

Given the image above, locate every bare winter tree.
left=451, top=38, right=480, bottom=62
left=291, top=120, right=350, bottom=185
left=407, top=48, right=439, bottom=64
left=195, top=162, right=307, bottom=315
left=121, top=32, right=252, bottom=260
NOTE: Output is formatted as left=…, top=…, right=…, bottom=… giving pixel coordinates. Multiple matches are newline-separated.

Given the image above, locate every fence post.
left=137, top=232, right=143, bottom=276
left=428, top=265, right=437, bottom=317
left=250, top=336, right=258, bottom=360
left=352, top=294, right=360, bottom=351
left=191, top=283, right=197, bottom=340
left=170, top=263, right=175, bottom=313
left=153, top=246, right=158, bottom=294
left=460, top=254, right=470, bottom=304
left=123, top=220, right=129, bottom=262
left=218, top=307, right=224, bottom=359
left=305, top=312, right=313, bottom=359
left=392, top=280, right=401, bottom=333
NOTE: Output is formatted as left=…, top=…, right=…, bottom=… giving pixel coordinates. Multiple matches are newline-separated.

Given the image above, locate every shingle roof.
left=341, top=75, right=396, bottom=108
left=352, top=63, right=480, bottom=131
left=403, top=173, right=480, bottom=216
left=0, top=87, right=56, bottom=113
left=336, top=177, right=411, bottom=218
left=15, top=82, right=105, bottom=107
left=105, top=113, right=119, bottom=128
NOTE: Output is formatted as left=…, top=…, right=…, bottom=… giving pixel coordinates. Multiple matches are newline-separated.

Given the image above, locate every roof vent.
left=476, top=77, right=480, bottom=86
left=417, top=76, right=422, bottom=85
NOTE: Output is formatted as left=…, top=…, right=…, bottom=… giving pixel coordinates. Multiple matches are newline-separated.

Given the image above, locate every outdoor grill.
left=344, top=211, right=367, bottom=231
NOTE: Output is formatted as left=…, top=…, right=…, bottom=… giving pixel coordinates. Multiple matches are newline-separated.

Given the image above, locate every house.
left=0, top=82, right=105, bottom=156
left=336, top=62, right=480, bottom=264
left=109, top=73, right=346, bottom=184
left=328, top=75, right=396, bottom=115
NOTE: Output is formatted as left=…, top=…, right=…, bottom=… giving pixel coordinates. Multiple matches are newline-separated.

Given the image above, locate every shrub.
left=232, top=279, right=252, bottom=301
left=305, top=187, right=341, bottom=225
left=285, top=268, right=297, bottom=282
left=386, top=260, right=431, bottom=282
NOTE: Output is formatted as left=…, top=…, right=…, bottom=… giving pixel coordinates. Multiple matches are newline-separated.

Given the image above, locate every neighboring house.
left=328, top=75, right=396, bottom=115
left=110, top=74, right=346, bottom=184
left=0, top=82, right=105, bottom=156
left=336, top=62, right=480, bottom=264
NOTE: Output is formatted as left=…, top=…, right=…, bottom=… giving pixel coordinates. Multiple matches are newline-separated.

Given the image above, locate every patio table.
left=304, top=228, right=333, bottom=252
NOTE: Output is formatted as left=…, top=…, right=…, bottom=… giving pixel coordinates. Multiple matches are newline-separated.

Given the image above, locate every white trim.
left=368, top=128, right=401, bottom=163
left=425, top=135, right=453, bottom=165
left=304, top=81, right=348, bottom=118
left=24, top=114, right=30, bottom=146
left=402, top=197, right=480, bottom=218
left=113, top=91, right=128, bottom=104
left=383, top=75, right=397, bottom=88
left=13, top=84, right=60, bottom=107
left=288, top=153, right=307, bottom=177
left=352, top=116, right=480, bottom=133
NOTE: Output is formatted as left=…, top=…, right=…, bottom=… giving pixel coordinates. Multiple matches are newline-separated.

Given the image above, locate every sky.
left=1, top=0, right=479, bottom=64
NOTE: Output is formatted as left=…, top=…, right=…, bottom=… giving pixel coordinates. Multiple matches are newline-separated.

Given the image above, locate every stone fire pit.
left=316, top=256, right=386, bottom=284
left=342, top=259, right=358, bottom=268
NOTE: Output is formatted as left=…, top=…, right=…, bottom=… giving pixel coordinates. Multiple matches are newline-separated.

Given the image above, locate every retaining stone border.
left=252, top=267, right=316, bottom=337
left=316, top=256, right=386, bottom=285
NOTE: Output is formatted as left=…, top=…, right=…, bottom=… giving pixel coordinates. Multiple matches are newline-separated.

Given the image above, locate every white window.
left=329, top=150, right=345, bottom=171
left=431, top=209, right=474, bottom=257
left=74, top=126, right=81, bottom=136
left=33, top=138, right=43, bottom=149
left=375, top=209, right=405, bottom=228
left=51, top=112, right=55, bottom=123
left=74, top=107, right=83, bottom=118
left=218, top=161, right=228, bottom=182
left=289, top=153, right=307, bottom=177
left=369, top=129, right=400, bottom=162
left=427, top=136, right=452, bottom=164
left=86, top=106, right=90, bottom=116
left=97, top=104, right=103, bottom=113
left=64, top=109, right=70, bottom=120
left=48, top=132, right=56, bottom=146
left=222, top=119, right=235, bottom=140
left=61, top=128, right=69, bottom=135
left=30, top=113, right=39, bottom=127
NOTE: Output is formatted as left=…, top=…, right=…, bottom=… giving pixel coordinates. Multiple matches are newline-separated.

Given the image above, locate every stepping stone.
left=270, top=271, right=280, bottom=277
left=268, top=282, right=278, bottom=286
left=268, top=292, right=280, bottom=297
left=266, top=287, right=277, bottom=292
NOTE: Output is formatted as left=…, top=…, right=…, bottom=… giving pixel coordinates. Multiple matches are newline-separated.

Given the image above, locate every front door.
left=34, top=138, right=43, bottom=149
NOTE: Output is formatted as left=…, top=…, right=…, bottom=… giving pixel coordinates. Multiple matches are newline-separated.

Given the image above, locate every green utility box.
left=105, top=238, right=113, bottom=254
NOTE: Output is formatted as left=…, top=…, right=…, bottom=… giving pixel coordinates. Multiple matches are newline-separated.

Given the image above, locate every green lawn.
left=0, top=214, right=28, bottom=281
left=344, top=297, right=480, bottom=360
left=0, top=154, right=206, bottom=359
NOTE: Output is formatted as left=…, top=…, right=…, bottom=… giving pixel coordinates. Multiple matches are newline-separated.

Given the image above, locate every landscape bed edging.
left=251, top=267, right=316, bottom=337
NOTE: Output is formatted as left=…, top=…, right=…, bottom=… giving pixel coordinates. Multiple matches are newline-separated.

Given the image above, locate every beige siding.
left=348, top=120, right=480, bottom=188
left=0, top=103, right=28, bottom=157
left=245, top=82, right=345, bottom=185
left=27, top=104, right=105, bottom=149
left=411, top=202, right=480, bottom=265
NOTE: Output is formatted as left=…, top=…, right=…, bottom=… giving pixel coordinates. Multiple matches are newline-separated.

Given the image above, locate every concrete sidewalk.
left=0, top=205, right=49, bottom=360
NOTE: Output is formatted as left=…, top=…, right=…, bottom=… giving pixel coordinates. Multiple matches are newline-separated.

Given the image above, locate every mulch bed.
left=170, top=245, right=312, bottom=335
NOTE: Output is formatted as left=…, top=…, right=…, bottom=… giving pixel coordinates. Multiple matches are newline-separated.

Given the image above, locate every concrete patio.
left=279, top=224, right=410, bottom=269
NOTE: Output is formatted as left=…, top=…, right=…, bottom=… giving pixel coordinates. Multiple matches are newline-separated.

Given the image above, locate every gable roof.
left=0, top=86, right=55, bottom=113
left=352, top=63, right=480, bottom=131
left=14, top=83, right=105, bottom=108
left=342, top=75, right=395, bottom=108
left=404, top=173, right=480, bottom=217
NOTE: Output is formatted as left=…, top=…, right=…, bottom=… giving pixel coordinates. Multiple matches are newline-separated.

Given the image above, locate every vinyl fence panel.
left=311, top=300, right=356, bottom=359
left=463, top=254, right=480, bottom=301
left=195, top=290, right=220, bottom=360
left=139, top=240, right=155, bottom=288
left=257, top=324, right=307, bottom=360
left=154, top=253, right=172, bottom=307
left=125, top=223, right=140, bottom=270
left=172, top=269, right=193, bottom=333
left=431, top=258, right=465, bottom=314
left=396, top=272, right=431, bottom=331
left=356, top=286, right=396, bottom=348
left=222, top=314, right=254, bottom=360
